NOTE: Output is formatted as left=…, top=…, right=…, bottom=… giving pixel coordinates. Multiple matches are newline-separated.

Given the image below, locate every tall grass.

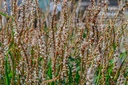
left=0, top=0, right=128, bottom=85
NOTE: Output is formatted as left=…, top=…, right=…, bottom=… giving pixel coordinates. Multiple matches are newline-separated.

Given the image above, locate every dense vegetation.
left=0, top=0, right=128, bottom=85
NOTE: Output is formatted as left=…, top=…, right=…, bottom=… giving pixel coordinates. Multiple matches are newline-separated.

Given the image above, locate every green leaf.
left=0, top=12, right=7, bottom=17
left=83, top=33, right=86, bottom=38
left=47, top=58, right=52, bottom=79
left=119, top=52, right=126, bottom=59
left=94, top=66, right=102, bottom=85
left=38, top=57, right=43, bottom=62
left=0, top=42, right=2, bottom=46
left=8, top=73, right=12, bottom=78
left=0, top=12, right=14, bottom=20
left=83, top=29, right=87, bottom=38
left=5, top=55, right=10, bottom=85
left=109, top=59, right=114, bottom=65
left=68, top=63, right=73, bottom=84
left=113, top=43, right=116, bottom=51
left=75, top=71, right=80, bottom=84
